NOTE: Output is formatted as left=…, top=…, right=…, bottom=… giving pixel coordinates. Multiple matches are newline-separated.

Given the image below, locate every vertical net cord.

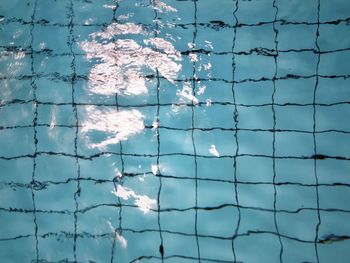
left=190, top=0, right=201, bottom=261
left=67, top=1, right=81, bottom=261
left=150, top=1, right=165, bottom=261
left=272, top=1, right=284, bottom=262
left=111, top=98, right=125, bottom=262
left=29, top=0, right=39, bottom=261
left=231, top=0, right=241, bottom=261
left=313, top=0, right=321, bottom=262
left=109, top=2, right=125, bottom=262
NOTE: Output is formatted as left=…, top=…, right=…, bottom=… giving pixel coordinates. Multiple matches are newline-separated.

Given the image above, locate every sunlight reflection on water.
left=79, top=22, right=182, bottom=97
left=112, top=185, right=157, bottom=214
left=81, top=106, right=144, bottom=149
left=77, top=0, right=184, bottom=218
left=76, top=0, right=219, bottom=219
left=78, top=10, right=184, bottom=149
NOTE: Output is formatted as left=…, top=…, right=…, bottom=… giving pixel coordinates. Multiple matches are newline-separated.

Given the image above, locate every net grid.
left=0, top=0, right=350, bottom=262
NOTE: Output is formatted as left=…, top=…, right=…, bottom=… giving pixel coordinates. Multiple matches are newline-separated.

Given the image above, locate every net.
left=1, top=0, right=350, bottom=262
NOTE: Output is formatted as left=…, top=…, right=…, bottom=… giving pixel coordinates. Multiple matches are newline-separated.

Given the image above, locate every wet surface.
left=1, top=0, right=350, bottom=262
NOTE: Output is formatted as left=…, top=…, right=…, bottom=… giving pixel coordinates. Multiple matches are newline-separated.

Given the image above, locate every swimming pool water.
left=1, top=0, right=350, bottom=262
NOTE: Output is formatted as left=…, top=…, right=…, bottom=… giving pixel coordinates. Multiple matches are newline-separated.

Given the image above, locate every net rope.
left=0, top=0, right=350, bottom=262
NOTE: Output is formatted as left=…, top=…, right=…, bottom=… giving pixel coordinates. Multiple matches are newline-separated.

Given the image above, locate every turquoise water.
left=1, top=0, right=350, bottom=262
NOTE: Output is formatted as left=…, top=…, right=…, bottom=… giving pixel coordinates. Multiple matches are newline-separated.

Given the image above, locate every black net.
left=1, top=0, right=350, bottom=262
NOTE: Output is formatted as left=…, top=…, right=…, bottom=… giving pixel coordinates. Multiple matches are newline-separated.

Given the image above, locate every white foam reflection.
left=78, top=0, right=218, bottom=150
left=177, top=82, right=199, bottom=104
left=49, top=106, right=57, bottom=129
left=209, top=144, right=220, bottom=157
left=103, top=4, right=117, bottom=10
left=206, top=98, right=212, bottom=107
left=115, top=170, right=123, bottom=178
left=204, top=40, right=214, bottom=50
left=107, top=221, right=128, bottom=248
left=197, top=85, right=206, bottom=95
left=76, top=1, right=200, bottom=218
left=152, top=0, right=177, bottom=13
left=0, top=50, right=26, bottom=81
left=112, top=185, right=157, bottom=214
left=79, top=22, right=182, bottom=97
left=81, top=106, right=144, bottom=149
left=189, top=53, right=198, bottom=62
left=115, top=232, right=128, bottom=248
left=151, top=164, right=158, bottom=175
left=79, top=1, right=185, bottom=150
